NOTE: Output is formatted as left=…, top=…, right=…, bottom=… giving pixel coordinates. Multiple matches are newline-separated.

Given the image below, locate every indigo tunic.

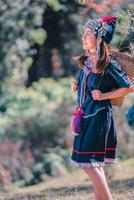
left=70, top=57, right=133, bottom=168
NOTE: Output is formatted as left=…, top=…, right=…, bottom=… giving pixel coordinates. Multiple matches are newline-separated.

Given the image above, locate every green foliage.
left=29, top=28, right=47, bottom=45
left=0, top=0, right=83, bottom=86
left=0, top=77, right=75, bottom=186
left=34, top=146, right=70, bottom=179
left=0, top=77, right=75, bottom=144
left=15, top=146, right=70, bottom=186
left=0, top=0, right=60, bottom=87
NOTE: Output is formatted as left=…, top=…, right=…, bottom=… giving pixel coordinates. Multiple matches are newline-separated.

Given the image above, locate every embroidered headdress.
left=83, top=15, right=117, bottom=60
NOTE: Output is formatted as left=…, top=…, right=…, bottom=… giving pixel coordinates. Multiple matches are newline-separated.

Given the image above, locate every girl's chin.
left=83, top=45, right=91, bottom=50
left=83, top=46, right=89, bottom=50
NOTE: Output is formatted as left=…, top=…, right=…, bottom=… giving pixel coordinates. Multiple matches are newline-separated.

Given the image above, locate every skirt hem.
left=70, top=158, right=117, bottom=168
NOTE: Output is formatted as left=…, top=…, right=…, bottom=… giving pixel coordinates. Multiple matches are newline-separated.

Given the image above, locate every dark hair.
left=73, top=40, right=110, bottom=72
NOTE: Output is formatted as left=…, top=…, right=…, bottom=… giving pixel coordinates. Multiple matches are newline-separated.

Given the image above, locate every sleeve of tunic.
left=107, top=59, right=134, bottom=89
left=75, top=70, right=80, bottom=83
left=75, top=68, right=83, bottom=84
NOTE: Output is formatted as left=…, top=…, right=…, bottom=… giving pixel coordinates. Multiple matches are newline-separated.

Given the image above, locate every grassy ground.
left=0, top=158, right=134, bottom=200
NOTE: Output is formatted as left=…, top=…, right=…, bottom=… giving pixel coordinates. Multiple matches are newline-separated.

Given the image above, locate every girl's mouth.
left=83, top=44, right=88, bottom=47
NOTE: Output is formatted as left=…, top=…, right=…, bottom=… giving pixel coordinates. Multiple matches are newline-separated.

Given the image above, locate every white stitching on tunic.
left=83, top=107, right=107, bottom=118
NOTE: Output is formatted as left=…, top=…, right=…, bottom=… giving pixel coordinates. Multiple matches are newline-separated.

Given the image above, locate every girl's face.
left=82, top=28, right=97, bottom=51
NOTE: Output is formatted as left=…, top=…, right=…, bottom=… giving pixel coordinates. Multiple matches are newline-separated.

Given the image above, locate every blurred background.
left=0, top=0, right=134, bottom=199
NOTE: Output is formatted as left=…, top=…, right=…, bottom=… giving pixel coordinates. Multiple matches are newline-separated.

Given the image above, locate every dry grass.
left=0, top=158, right=134, bottom=200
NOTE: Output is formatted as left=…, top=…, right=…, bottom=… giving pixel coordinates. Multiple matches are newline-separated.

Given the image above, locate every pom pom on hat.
left=100, top=15, right=117, bottom=23
left=99, top=15, right=117, bottom=44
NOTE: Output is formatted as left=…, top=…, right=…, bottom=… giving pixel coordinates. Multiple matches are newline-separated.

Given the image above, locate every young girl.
left=70, top=15, right=134, bottom=200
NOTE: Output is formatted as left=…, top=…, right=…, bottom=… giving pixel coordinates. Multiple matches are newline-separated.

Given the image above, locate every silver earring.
left=96, top=38, right=102, bottom=59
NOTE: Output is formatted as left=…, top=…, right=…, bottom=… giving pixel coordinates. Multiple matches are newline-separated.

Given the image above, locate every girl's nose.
left=82, top=35, right=86, bottom=41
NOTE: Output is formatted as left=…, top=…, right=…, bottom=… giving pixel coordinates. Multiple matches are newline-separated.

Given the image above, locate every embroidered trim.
left=70, top=159, right=105, bottom=168
left=105, top=158, right=117, bottom=163
left=73, top=149, right=105, bottom=154
left=83, top=107, right=107, bottom=118
left=70, top=158, right=117, bottom=168
left=73, top=148, right=117, bottom=155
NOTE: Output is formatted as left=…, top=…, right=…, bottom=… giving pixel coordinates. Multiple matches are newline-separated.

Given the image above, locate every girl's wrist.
left=101, top=93, right=108, bottom=100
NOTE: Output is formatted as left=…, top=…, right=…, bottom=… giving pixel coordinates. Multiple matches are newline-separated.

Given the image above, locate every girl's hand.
left=91, top=89, right=104, bottom=101
left=71, top=80, right=78, bottom=92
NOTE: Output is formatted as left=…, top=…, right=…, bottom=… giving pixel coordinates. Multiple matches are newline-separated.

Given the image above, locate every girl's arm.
left=92, top=86, right=134, bottom=101
left=102, top=86, right=134, bottom=100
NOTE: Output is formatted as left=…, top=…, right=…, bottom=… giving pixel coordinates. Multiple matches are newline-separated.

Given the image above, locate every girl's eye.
left=82, top=34, right=92, bottom=39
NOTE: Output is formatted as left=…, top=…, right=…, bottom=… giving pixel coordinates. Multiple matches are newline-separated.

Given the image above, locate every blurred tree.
left=0, top=0, right=84, bottom=87
left=0, top=0, right=61, bottom=89
left=0, top=0, right=133, bottom=87
left=27, top=0, right=83, bottom=85
left=82, top=0, right=121, bottom=15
